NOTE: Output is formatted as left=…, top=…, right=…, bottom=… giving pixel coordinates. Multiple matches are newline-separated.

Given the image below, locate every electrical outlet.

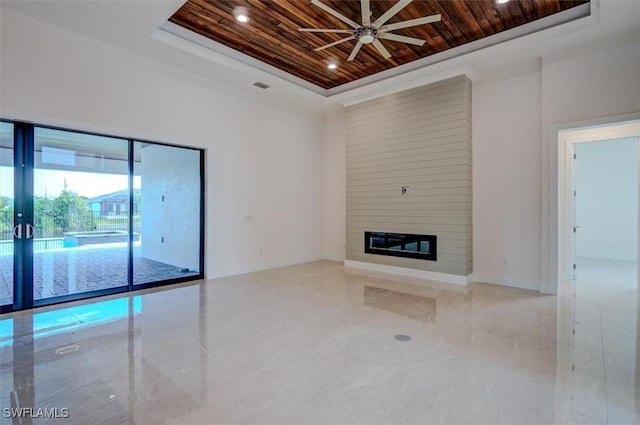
left=401, top=185, right=410, bottom=196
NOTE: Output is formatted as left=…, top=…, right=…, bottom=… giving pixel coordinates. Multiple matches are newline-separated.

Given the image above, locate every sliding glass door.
left=0, top=121, right=204, bottom=312
left=33, top=128, right=131, bottom=303
left=0, top=122, right=14, bottom=308
left=133, top=142, right=202, bottom=286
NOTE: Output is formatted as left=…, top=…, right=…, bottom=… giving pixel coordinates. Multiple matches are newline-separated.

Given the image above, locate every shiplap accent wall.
left=345, top=75, right=472, bottom=276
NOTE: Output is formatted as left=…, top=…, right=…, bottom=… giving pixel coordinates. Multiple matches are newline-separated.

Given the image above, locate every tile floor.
left=0, top=259, right=637, bottom=425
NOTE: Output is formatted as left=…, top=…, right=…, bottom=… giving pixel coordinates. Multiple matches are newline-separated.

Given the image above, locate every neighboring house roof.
left=87, top=189, right=140, bottom=204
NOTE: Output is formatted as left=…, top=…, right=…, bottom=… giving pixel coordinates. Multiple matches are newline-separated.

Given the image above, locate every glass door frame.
left=12, top=122, right=34, bottom=310
left=1, top=119, right=205, bottom=313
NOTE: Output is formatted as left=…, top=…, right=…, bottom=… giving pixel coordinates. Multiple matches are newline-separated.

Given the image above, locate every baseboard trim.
left=344, top=260, right=471, bottom=285
left=576, top=254, right=637, bottom=262
left=207, top=255, right=323, bottom=280
left=472, top=273, right=540, bottom=292
left=322, top=254, right=346, bottom=262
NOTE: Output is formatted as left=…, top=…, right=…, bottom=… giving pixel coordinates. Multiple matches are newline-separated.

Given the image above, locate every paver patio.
left=0, top=243, right=198, bottom=306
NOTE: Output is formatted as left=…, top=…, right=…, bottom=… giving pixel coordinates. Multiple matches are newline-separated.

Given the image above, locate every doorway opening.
left=572, top=138, right=638, bottom=284
left=558, top=119, right=640, bottom=286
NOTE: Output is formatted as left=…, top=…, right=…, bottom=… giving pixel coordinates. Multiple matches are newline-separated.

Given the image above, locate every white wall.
left=541, top=39, right=640, bottom=292
left=0, top=9, right=324, bottom=278
left=322, top=107, right=346, bottom=262
left=472, top=71, right=542, bottom=290
left=575, top=138, right=638, bottom=261
left=471, top=39, right=640, bottom=293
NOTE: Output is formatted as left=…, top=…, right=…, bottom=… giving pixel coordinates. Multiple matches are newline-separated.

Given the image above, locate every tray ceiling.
left=169, top=0, right=589, bottom=91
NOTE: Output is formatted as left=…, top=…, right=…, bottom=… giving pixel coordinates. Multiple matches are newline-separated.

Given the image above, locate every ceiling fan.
left=298, top=0, right=441, bottom=62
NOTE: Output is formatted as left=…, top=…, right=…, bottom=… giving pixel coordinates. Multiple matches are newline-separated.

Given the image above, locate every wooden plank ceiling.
left=169, top=0, right=589, bottom=90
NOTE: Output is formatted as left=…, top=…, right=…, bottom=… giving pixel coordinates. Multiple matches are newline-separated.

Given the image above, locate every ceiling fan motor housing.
left=355, top=27, right=378, bottom=44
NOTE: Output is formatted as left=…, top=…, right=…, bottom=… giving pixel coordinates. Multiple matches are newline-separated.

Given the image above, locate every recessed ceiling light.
left=233, top=6, right=249, bottom=23
left=327, top=63, right=338, bottom=70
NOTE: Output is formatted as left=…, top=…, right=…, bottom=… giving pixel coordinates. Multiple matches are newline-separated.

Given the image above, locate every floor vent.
left=394, top=334, right=411, bottom=342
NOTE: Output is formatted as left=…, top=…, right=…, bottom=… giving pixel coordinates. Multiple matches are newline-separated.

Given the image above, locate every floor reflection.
left=363, top=285, right=437, bottom=323
left=0, top=283, right=205, bottom=425
left=567, top=258, right=639, bottom=424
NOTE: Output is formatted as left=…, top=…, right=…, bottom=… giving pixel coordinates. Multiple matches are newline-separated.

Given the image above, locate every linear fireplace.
left=364, top=232, right=437, bottom=261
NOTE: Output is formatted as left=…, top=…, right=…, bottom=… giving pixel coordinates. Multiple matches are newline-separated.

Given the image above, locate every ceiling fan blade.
left=298, top=28, right=353, bottom=33
left=380, top=14, right=441, bottom=32
left=378, top=32, right=426, bottom=46
left=372, top=0, right=412, bottom=28
left=311, top=0, right=360, bottom=29
left=372, top=39, right=392, bottom=59
left=361, top=0, right=371, bottom=26
left=314, top=35, right=356, bottom=52
left=348, top=41, right=363, bottom=61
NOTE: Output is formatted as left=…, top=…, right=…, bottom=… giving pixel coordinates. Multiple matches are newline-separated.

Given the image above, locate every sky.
left=0, top=167, right=141, bottom=199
